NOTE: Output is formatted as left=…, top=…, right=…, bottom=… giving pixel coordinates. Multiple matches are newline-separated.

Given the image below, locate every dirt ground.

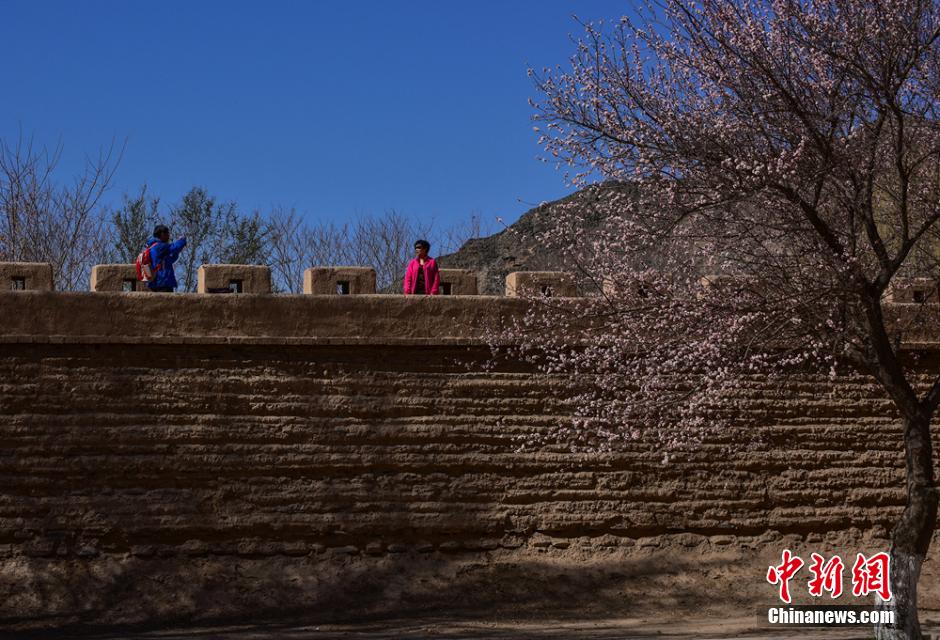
left=7, top=532, right=940, bottom=639
left=14, top=615, right=940, bottom=640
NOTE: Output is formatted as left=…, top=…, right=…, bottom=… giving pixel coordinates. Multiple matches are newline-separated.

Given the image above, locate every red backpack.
left=135, top=242, right=162, bottom=282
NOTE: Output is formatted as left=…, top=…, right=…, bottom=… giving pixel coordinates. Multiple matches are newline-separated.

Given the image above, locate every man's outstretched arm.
left=167, top=236, right=187, bottom=260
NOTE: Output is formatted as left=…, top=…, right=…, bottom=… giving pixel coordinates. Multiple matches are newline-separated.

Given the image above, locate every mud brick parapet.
left=304, top=266, right=377, bottom=294
left=505, top=271, right=577, bottom=297
left=198, top=264, right=272, bottom=293
left=0, top=291, right=529, bottom=343
left=698, top=273, right=765, bottom=298
left=90, top=264, right=142, bottom=292
left=885, top=277, right=939, bottom=304
left=439, top=268, right=479, bottom=295
left=0, top=261, right=53, bottom=291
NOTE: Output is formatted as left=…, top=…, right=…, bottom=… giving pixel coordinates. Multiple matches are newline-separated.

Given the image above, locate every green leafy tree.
left=218, top=210, right=269, bottom=265
left=110, top=185, right=158, bottom=263
left=170, top=186, right=271, bottom=291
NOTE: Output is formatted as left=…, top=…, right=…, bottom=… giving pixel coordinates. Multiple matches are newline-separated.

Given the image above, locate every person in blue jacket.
left=145, top=224, right=187, bottom=292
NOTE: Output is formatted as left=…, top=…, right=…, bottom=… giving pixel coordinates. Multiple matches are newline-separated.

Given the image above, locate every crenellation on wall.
left=198, top=264, right=272, bottom=293
left=505, top=271, right=577, bottom=297
left=90, top=264, right=143, bottom=292
left=438, top=268, right=479, bottom=295
left=304, top=267, right=377, bottom=294
left=884, top=277, right=939, bottom=303
left=0, top=262, right=53, bottom=291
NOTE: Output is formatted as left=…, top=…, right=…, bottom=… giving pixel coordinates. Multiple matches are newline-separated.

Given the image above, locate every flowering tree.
left=516, top=2, right=940, bottom=638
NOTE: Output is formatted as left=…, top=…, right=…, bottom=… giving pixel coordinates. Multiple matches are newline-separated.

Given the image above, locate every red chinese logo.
left=766, top=549, right=804, bottom=604
left=767, top=550, right=891, bottom=602
left=807, top=553, right=844, bottom=598
left=851, top=552, right=892, bottom=601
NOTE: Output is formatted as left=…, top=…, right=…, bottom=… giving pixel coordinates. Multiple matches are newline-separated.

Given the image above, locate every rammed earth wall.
left=0, top=291, right=937, bottom=629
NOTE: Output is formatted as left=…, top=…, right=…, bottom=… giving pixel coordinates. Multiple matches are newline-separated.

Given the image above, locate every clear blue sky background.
left=1, top=0, right=632, bottom=231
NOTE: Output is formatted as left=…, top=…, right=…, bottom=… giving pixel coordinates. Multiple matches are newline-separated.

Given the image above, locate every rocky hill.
left=437, top=183, right=630, bottom=295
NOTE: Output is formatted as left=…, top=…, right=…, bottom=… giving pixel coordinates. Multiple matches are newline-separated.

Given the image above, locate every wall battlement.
left=0, top=291, right=527, bottom=345
left=4, top=260, right=583, bottom=297
left=1, top=289, right=939, bottom=346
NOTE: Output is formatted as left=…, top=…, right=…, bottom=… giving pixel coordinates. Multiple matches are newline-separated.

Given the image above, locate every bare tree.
left=266, top=208, right=489, bottom=293
left=267, top=206, right=349, bottom=293
left=0, top=133, right=121, bottom=290
left=346, top=210, right=433, bottom=291
left=0, top=131, right=493, bottom=294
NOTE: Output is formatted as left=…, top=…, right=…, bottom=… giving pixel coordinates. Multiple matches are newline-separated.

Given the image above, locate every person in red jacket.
left=403, top=239, right=440, bottom=295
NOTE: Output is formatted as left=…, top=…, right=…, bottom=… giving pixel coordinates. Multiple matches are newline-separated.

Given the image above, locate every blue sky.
left=1, top=0, right=632, bottom=230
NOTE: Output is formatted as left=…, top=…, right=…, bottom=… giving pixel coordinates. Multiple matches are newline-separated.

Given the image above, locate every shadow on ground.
left=3, top=549, right=767, bottom=639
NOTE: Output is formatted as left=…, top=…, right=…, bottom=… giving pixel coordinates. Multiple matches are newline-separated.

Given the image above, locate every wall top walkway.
left=0, top=291, right=531, bottom=346
left=1, top=290, right=938, bottom=348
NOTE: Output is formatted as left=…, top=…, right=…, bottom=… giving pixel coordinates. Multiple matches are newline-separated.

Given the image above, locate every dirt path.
left=23, top=614, right=940, bottom=640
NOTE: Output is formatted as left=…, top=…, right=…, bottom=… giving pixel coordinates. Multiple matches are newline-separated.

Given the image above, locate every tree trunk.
left=876, top=412, right=937, bottom=640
